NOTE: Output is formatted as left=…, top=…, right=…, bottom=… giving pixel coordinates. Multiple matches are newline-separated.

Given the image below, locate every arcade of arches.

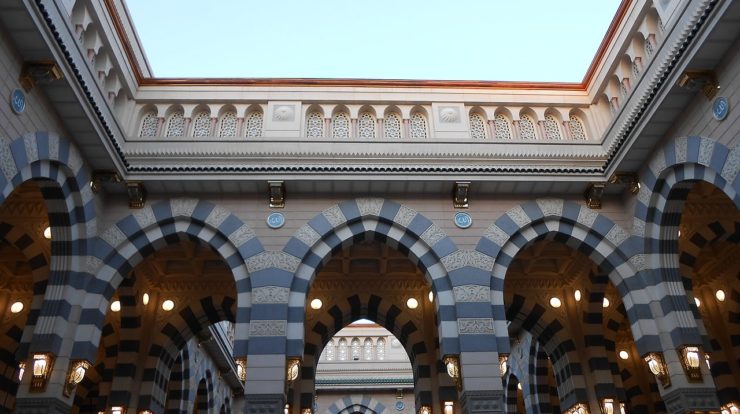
left=1, top=0, right=739, bottom=413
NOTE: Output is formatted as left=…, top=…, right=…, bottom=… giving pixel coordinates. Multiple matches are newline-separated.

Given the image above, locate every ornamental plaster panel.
left=322, top=205, right=347, bottom=228
left=457, top=318, right=494, bottom=335
left=632, top=218, right=646, bottom=237
left=453, top=285, right=490, bottom=302
left=22, top=133, right=39, bottom=163
left=101, top=224, right=127, bottom=248
left=420, top=224, right=445, bottom=247
left=249, top=320, right=287, bottom=337
left=506, top=205, right=531, bottom=228
left=263, top=101, right=301, bottom=137
left=648, top=148, right=667, bottom=177
left=576, top=206, right=598, bottom=229
left=605, top=224, right=629, bottom=247
left=246, top=251, right=300, bottom=274
left=295, top=224, right=321, bottom=247
left=0, top=137, right=18, bottom=182
left=171, top=198, right=198, bottom=218
left=229, top=224, right=256, bottom=248
left=721, top=144, right=739, bottom=183
left=205, top=206, right=230, bottom=229
left=133, top=207, right=157, bottom=229
left=356, top=198, right=384, bottom=217
left=441, top=250, right=494, bottom=272
left=431, top=103, right=467, bottom=133
left=393, top=205, right=417, bottom=228
left=483, top=224, right=509, bottom=248
left=628, top=254, right=647, bottom=272
left=66, top=143, right=83, bottom=172
left=48, top=134, right=59, bottom=161
left=674, top=136, right=688, bottom=164
left=697, top=138, right=714, bottom=166
left=85, top=256, right=103, bottom=275
left=536, top=199, right=564, bottom=218
left=252, top=286, right=290, bottom=304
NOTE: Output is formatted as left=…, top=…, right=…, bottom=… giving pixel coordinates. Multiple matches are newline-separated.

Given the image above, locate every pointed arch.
left=0, top=132, right=96, bottom=358
left=283, top=199, right=464, bottom=357
left=475, top=199, right=650, bottom=353
left=73, top=199, right=263, bottom=362
left=634, top=137, right=738, bottom=350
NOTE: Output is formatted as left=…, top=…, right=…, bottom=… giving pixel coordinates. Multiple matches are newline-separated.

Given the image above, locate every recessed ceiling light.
left=602, top=297, right=610, bottom=308
left=43, top=226, right=51, bottom=240
left=694, top=297, right=700, bottom=308
left=10, top=301, right=24, bottom=313
left=715, top=290, right=725, bottom=302
left=428, top=291, right=434, bottom=302
left=574, top=290, right=582, bottom=302
left=142, top=293, right=150, bottom=305
left=310, top=298, right=323, bottom=310
left=619, top=350, right=629, bottom=360
left=110, top=300, right=121, bottom=312
left=549, top=297, right=562, bottom=308
left=406, top=298, right=419, bottom=309
left=162, top=299, right=175, bottom=311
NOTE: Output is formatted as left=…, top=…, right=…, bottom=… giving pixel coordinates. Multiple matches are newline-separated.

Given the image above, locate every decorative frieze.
left=441, top=250, right=494, bottom=272
left=457, top=318, right=495, bottom=335
left=246, top=251, right=300, bottom=274
left=453, top=285, right=490, bottom=302
left=249, top=320, right=287, bottom=336
left=252, top=286, right=290, bottom=304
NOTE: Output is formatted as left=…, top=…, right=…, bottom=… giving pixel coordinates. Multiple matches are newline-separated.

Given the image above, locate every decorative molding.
left=453, top=285, right=490, bottom=302
left=441, top=250, right=494, bottom=272
left=246, top=251, right=300, bottom=274
left=249, top=320, right=287, bottom=337
left=252, top=286, right=290, bottom=304
left=457, top=318, right=494, bottom=335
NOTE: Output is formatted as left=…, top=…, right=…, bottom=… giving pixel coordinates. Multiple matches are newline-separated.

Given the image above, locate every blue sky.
left=126, top=0, right=622, bottom=82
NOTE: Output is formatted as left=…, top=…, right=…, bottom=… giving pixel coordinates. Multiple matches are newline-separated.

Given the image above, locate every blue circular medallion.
left=395, top=401, right=405, bottom=411
left=454, top=212, right=472, bottom=229
left=10, top=89, right=26, bottom=114
left=713, top=96, right=729, bottom=121
left=266, top=212, right=285, bottom=229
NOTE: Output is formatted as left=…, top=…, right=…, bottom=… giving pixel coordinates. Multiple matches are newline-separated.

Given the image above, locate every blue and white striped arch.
left=634, top=136, right=738, bottom=350
left=0, top=132, right=96, bottom=357
left=323, top=394, right=386, bottom=414
left=473, top=199, right=654, bottom=353
left=71, top=198, right=263, bottom=361
left=281, top=199, right=479, bottom=357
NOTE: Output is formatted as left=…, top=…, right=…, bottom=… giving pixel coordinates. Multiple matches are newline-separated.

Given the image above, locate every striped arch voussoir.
left=284, top=199, right=460, bottom=356
left=635, top=136, right=739, bottom=235
left=72, top=198, right=260, bottom=361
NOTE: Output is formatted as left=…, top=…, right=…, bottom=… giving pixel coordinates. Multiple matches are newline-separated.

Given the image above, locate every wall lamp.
left=565, top=402, right=590, bottom=414
left=235, top=358, right=247, bottom=382
left=443, top=355, right=461, bottom=390
left=678, top=70, right=719, bottom=99
left=269, top=180, right=286, bottom=208
left=584, top=182, right=606, bottom=209
left=111, top=406, right=127, bottom=414
left=678, top=345, right=702, bottom=382
left=301, top=409, right=312, bottom=414
left=721, top=403, right=739, bottom=414
left=609, top=173, right=640, bottom=195
left=499, top=354, right=509, bottom=377
left=20, top=61, right=63, bottom=92
left=443, top=401, right=454, bottom=414
left=600, top=398, right=615, bottom=414
left=643, top=352, right=670, bottom=387
left=30, top=353, right=54, bottom=392
left=64, top=359, right=91, bottom=397
left=418, top=405, right=432, bottom=414
left=453, top=182, right=470, bottom=208
left=286, top=357, right=301, bottom=383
